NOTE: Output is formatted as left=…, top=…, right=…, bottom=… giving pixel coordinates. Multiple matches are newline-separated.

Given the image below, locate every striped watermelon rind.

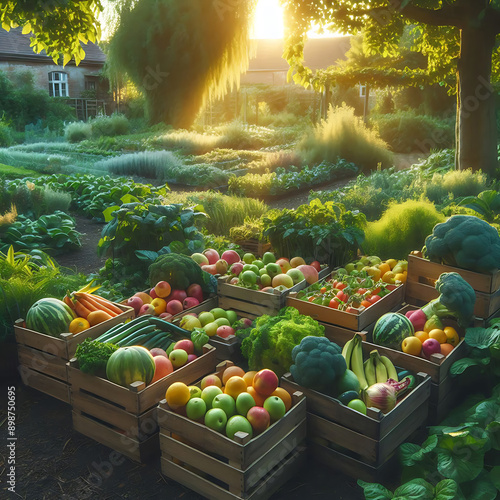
left=106, top=346, right=155, bottom=387
left=26, top=298, right=76, bottom=337
left=373, top=312, right=414, bottom=350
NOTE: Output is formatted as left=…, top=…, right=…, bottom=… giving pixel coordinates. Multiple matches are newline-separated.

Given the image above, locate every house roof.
left=247, top=36, right=351, bottom=72
left=0, top=27, right=106, bottom=66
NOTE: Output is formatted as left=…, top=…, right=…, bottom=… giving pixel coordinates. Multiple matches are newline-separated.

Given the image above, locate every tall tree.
left=282, top=0, right=500, bottom=173
left=106, top=0, right=257, bottom=128
left=0, top=1, right=103, bottom=65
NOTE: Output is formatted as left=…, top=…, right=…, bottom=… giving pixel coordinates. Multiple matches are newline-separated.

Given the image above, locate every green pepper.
left=191, top=328, right=209, bottom=355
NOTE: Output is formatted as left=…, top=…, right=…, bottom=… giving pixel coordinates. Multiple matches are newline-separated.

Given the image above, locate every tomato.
left=361, top=300, right=371, bottom=309
left=336, top=283, right=347, bottom=291
left=320, top=287, right=327, bottom=294
left=367, top=294, right=381, bottom=304
left=336, top=290, right=348, bottom=302
left=386, top=284, right=397, bottom=291
left=345, top=306, right=357, bottom=314
left=357, top=288, right=367, bottom=295
left=329, top=298, right=340, bottom=309
left=308, top=296, right=316, bottom=302
left=331, top=280, right=339, bottom=288
left=371, top=287, right=381, bottom=295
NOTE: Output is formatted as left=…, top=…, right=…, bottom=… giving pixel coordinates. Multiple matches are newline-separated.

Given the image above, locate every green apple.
left=253, top=259, right=264, bottom=269
left=201, top=386, right=223, bottom=410
left=225, top=310, right=238, bottom=325
left=260, top=274, right=272, bottom=287
left=262, top=252, right=276, bottom=265
left=226, top=415, right=253, bottom=440
left=204, top=321, right=219, bottom=337
left=204, top=408, right=227, bottom=432
left=198, top=311, right=215, bottom=327
left=263, top=396, right=286, bottom=422
left=265, top=263, right=281, bottom=278
left=242, top=253, right=256, bottom=264
left=240, top=270, right=258, bottom=285
left=169, top=349, right=188, bottom=368
left=215, top=317, right=231, bottom=327
left=345, top=262, right=355, bottom=273
left=188, top=386, right=202, bottom=399
left=286, top=268, right=305, bottom=285
left=259, top=268, right=268, bottom=276
left=210, top=308, right=228, bottom=320
left=347, top=399, right=367, bottom=415
left=212, top=394, right=236, bottom=418
left=179, top=315, right=202, bottom=331
left=235, top=392, right=255, bottom=416
left=242, top=264, right=259, bottom=275
left=186, top=397, right=206, bottom=421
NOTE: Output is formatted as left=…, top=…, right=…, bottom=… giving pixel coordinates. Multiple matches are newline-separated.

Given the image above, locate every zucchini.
left=142, top=331, right=170, bottom=350
left=119, top=332, right=153, bottom=347
left=147, top=316, right=191, bottom=339
left=97, top=316, right=150, bottom=342
left=106, top=322, right=157, bottom=345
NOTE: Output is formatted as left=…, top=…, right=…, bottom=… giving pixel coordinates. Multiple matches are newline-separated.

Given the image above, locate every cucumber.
left=337, top=390, right=360, bottom=406
left=147, top=316, right=191, bottom=339
left=119, top=332, right=153, bottom=347
left=97, top=316, right=151, bottom=343
left=106, top=322, right=157, bottom=345
left=142, top=332, right=170, bottom=350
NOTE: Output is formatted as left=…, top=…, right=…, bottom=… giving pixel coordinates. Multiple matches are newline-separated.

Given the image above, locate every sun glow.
left=252, top=0, right=284, bottom=39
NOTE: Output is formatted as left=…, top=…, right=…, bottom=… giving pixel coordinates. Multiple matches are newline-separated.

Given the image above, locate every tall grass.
left=152, top=130, right=220, bottom=155
left=299, top=105, right=393, bottom=170
left=90, top=113, right=130, bottom=137
left=0, top=149, right=72, bottom=173
left=64, top=121, right=92, bottom=143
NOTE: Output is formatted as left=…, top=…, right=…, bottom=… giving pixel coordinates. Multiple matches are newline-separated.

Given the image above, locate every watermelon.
left=106, top=346, right=155, bottom=387
left=372, top=312, right=414, bottom=350
left=26, top=298, right=75, bottom=336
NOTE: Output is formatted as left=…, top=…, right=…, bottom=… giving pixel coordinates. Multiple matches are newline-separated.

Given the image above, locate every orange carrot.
left=74, top=301, right=91, bottom=319
left=78, top=295, right=118, bottom=317
left=75, top=296, right=100, bottom=313
left=63, top=295, right=76, bottom=311
left=75, top=292, right=123, bottom=315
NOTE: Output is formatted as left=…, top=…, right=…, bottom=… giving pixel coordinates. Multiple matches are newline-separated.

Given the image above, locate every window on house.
left=48, top=71, right=69, bottom=97
left=359, top=84, right=366, bottom=98
left=85, top=79, right=96, bottom=91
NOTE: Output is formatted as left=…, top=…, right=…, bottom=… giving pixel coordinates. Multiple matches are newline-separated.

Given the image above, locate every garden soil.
left=2, top=156, right=423, bottom=499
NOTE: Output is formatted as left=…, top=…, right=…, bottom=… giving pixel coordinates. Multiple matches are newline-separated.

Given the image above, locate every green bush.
left=65, top=121, right=92, bottom=143
left=40, top=187, right=72, bottom=215
left=371, top=111, right=455, bottom=153
left=298, top=105, right=393, bottom=171
left=217, top=120, right=266, bottom=150
left=153, top=130, right=220, bottom=155
left=247, top=151, right=302, bottom=173
left=0, top=123, right=13, bottom=147
left=363, top=200, right=445, bottom=259
left=90, top=113, right=130, bottom=137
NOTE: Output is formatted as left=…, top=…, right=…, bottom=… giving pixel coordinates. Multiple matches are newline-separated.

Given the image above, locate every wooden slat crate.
left=281, top=371, right=431, bottom=482
left=406, top=254, right=500, bottom=319
left=287, top=283, right=405, bottom=331
left=14, top=303, right=134, bottom=404
left=217, top=266, right=330, bottom=318
left=158, top=361, right=307, bottom=499
left=68, top=345, right=217, bottom=463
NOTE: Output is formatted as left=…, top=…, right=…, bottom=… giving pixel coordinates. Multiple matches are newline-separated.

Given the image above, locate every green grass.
left=0, top=163, right=41, bottom=178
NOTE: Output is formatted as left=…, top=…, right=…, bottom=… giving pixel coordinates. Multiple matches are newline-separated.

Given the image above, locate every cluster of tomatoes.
left=299, top=271, right=399, bottom=313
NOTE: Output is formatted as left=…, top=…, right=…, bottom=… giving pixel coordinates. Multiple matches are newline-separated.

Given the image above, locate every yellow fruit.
left=395, top=273, right=407, bottom=283
left=366, top=267, right=382, bottom=281
left=165, top=382, right=191, bottom=408
left=428, top=328, right=447, bottom=344
left=378, top=262, right=391, bottom=277
left=242, top=370, right=258, bottom=387
left=69, top=317, right=90, bottom=334
left=222, top=366, right=246, bottom=385
left=224, top=376, right=248, bottom=400
left=385, top=259, right=398, bottom=270
left=414, top=330, right=429, bottom=343
left=401, top=336, right=422, bottom=356
left=444, top=326, right=460, bottom=347
left=382, top=271, right=396, bottom=284
left=440, top=343, right=454, bottom=356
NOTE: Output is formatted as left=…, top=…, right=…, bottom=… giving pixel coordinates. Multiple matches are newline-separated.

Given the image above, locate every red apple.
left=247, top=406, right=270, bottom=434
left=166, top=300, right=183, bottom=315
left=229, top=262, right=244, bottom=276
left=187, top=354, right=197, bottom=363
left=203, top=248, right=220, bottom=265
left=186, top=283, right=203, bottom=303
left=252, top=369, right=279, bottom=397
left=230, top=277, right=239, bottom=285
left=150, top=355, right=174, bottom=383
left=174, top=339, right=195, bottom=355
left=216, top=325, right=235, bottom=338
left=150, top=347, right=168, bottom=358
left=138, top=303, right=155, bottom=316
left=168, top=289, right=187, bottom=303
left=183, top=297, right=200, bottom=310
left=221, top=250, right=241, bottom=266
left=310, top=260, right=321, bottom=272
left=296, top=264, right=319, bottom=285
left=126, top=296, right=143, bottom=315
left=159, top=312, right=173, bottom=320
left=422, top=338, right=442, bottom=359
left=149, top=287, right=158, bottom=299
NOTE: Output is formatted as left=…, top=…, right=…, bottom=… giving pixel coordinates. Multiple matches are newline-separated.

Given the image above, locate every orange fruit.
left=444, top=326, right=460, bottom=347
left=87, top=310, right=113, bottom=326
left=271, top=387, right=292, bottom=412
left=414, top=330, right=429, bottom=343
left=165, top=382, right=190, bottom=408
left=222, top=366, right=246, bottom=385
left=134, top=292, right=152, bottom=304
left=440, top=343, right=454, bottom=356
left=378, top=262, right=390, bottom=277
left=243, top=370, right=258, bottom=387
left=395, top=273, right=407, bottom=283
left=224, top=376, right=248, bottom=400
left=69, top=317, right=90, bottom=334
left=247, top=386, right=266, bottom=406
left=428, top=328, right=447, bottom=344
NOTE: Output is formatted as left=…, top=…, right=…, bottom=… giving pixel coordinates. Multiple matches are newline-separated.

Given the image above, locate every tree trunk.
left=456, top=24, right=498, bottom=173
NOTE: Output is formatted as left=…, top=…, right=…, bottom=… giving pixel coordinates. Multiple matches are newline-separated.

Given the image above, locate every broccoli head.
left=424, top=215, right=500, bottom=273
left=290, top=336, right=346, bottom=395
left=421, top=272, right=476, bottom=327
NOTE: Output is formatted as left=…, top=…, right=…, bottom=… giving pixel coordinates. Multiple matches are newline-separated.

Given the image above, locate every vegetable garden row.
left=11, top=212, right=500, bottom=500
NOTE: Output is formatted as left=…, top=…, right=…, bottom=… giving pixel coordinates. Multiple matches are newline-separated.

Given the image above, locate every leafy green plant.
left=262, top=199, right=366, bottom=268
left=298, top=104, right=393, bottom=171
left=456, top=190, right=500, bottom=223
left=363, top=200, right=445, bottom=260
left=90, top=113, right=130, bottom=137
left=64, top=121, right=92, bottom=143
left=229, top=217, right=267, bottom=242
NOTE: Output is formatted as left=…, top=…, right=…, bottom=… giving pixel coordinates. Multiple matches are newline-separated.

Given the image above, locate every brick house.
left=0, top=27, right=110, bottom=119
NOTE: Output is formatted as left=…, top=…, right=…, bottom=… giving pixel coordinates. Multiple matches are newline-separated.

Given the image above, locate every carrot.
left=75, top=296, right=100, bottom=313
left=63, top=295, right=76, bottom=311
left=75, top=292, right=123, bottom=315
left=78, top=294, right=118, bottom=317
left=74, top=300, right=91, bottom=319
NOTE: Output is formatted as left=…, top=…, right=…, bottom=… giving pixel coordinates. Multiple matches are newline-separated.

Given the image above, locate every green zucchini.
left=97, top=316, right=151, bottom=343
left=106, top=322, right=157, bottom=345
left=147, top=316, right=191, bottom=339
left=142, top=331, right=170, bottom=350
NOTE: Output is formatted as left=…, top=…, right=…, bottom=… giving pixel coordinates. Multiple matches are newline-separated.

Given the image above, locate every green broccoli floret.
left=421, top=272, right=476, bottom=327
left=240, top=307, right=325, bottom=377
left=75, top=338, right=119, bottom=377
left=290, top=337, right=346, bottom=395
left=148, top=253, right=217, bottom=293
left=424, top=215, right=500, bottom=273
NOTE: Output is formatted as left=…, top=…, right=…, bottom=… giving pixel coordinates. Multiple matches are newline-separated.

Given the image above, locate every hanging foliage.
left=107, top=0, right=257, bottom=127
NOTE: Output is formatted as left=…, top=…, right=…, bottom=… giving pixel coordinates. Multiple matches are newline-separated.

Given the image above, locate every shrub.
left=247, top=150, right=303, bottom=174
left=298, top=104, right=393, bottom=171
left=65, top=121, right=92, bottom=143
left=153, top=130, right=220, bottom=155
left=363, top=200, right=445, bottom=259
left=90, top=113, right=130, bottom=137
left=217, top=120, right=266, bottom=150
left=40, top=187, right=72, bottom=215
left=0, top=122, right=13, bottom=147
left=371, top=111, right=455, bottom=153
left=229, top=217, right=266, bottom=242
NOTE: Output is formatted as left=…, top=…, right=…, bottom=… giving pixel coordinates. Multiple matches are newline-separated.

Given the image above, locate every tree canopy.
left=0, top=1, right=103, bottom=65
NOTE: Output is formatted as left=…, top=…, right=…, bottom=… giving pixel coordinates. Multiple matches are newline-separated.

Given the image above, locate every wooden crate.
left=14, top=304, right=134, bottom=404
left=406, top=254, right=500, bottom=319
left=217, top=266, right=330, bottom=318
left=235, top=240, right=272, bottom=258
left=68, top=345, right=217, bottom=463
left=287, top=283, right=405, bottom=331
left=158, top=362, right=307, bottom=500
left=281, top=371, right=431, bottom=482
